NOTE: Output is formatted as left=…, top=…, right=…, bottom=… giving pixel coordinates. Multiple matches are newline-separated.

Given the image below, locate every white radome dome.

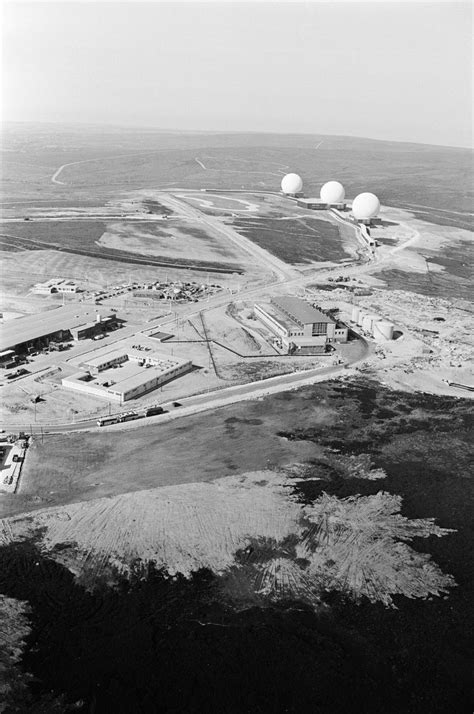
left=352, top=192, right=380, bottom=220
left=320, top=181, right=345, bottom=204
left=281, top=173, right=303, bottom=194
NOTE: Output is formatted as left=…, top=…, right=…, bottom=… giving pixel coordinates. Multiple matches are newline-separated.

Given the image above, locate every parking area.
left=0, top=438, right=26, bottom=493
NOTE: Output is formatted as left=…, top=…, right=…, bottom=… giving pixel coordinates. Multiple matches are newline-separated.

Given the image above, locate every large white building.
left=254, top=296, right=348, bottom=354
left=62, top=346, right=192, bottom=403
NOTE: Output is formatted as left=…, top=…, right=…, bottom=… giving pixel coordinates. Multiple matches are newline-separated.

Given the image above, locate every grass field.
left=0, top=220, right=244, bottom=273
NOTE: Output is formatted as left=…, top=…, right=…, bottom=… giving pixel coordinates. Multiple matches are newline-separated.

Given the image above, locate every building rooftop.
left=0, top=305, right=117, bottom=352
left=105, top=362, right=189, bottom=395
left=67, top=352, right=192, bottom=397
left=82, top=348, right=129, bottom=369
left=255, top=302, right=295, bottom=332
left=297, top=198, right=327, bottom=204
left=271, top=296, right=335, bottom=325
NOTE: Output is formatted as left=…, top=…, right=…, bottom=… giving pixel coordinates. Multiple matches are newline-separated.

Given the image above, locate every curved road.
left=0, top=189, right=371, bottom=434
left=0, top=342, right=368, bottom=434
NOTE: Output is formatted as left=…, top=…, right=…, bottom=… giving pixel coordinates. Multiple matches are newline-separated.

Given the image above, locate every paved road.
left=159, top=192, right=295, bottom=283
left=0, top=343, right=368, bottom=434
left=0, top=189, right=372, bottom=434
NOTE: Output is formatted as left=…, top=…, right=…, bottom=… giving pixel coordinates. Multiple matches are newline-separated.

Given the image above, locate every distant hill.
left=1, top=124, right=472, bottom=229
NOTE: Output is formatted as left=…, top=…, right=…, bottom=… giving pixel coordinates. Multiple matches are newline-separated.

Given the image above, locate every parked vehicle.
left=97, top=416, right=120, bottom=427
left=119, top=411, right=141, bottom=422
left=145, top=406, right=165, bottom=417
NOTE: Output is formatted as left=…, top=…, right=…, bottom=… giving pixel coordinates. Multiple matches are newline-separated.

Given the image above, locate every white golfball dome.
left=352, top=192, right=380, bottom=220
left=320, top=181, right=345, bottom=204
left=281, top=173, right=303, bottom=194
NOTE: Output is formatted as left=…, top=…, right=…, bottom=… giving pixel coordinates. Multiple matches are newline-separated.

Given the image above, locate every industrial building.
left=0, top=349, right=17, bottom=369
left=296, top=197, right=347, bottom=211
left=62, top=347, right=193, bottom=402
left=32, top=278, right=79, bottom=295
left=254, top=296, right=348, bottom=354
left=0, top=305, right=123, bottom=354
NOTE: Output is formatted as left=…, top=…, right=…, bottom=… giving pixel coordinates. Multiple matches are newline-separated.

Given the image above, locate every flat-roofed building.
left=0, top=349, right=17, bottom=368
left=0, top=305, right=123, bottom=354
left=62, top=349, right=192, bottom=403
left=254, top=295, right=348, bottom=354
left=296, top=198, right=328, bottom=210
left=297, top=198, right=346, bottom=211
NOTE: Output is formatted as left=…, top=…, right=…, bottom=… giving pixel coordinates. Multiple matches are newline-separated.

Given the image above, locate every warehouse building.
left=254, top=296, right=348, bottom=354
left=0, top=305, right=123, bottom=354
left=62, top=347, right=192, bottom=403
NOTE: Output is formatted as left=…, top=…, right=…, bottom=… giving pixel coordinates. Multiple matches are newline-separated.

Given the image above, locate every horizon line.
left=2, top=120, right=473, bottom=152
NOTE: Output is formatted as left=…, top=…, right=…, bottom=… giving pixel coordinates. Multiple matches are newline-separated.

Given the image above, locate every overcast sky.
left=2, top=1, right=472, bottom=147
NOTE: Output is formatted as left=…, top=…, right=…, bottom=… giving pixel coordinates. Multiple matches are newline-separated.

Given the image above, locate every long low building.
left=32, top=278, right=79, bottom=294
left=254, top=295, right=348, bottom=353
left=0, top=305, right=123, bottom=353
left=297, top=198, right=346, bottom=210
left=62, top=347, right=192, bottom=402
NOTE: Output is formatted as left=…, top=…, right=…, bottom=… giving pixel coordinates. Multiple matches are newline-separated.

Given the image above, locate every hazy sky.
left=2, top=1, right=472, bottom=147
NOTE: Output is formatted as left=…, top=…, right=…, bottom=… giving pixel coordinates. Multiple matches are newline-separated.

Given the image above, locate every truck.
left=145, top=406, right=165, bottom=417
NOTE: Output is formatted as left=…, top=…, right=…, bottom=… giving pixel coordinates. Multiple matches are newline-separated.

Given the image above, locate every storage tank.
left=361, top=315, right=373, bottom=333
left=351, top=306, right=360, bottom=323
left=357, top=311, right=365, bottom=327
left=362, top=314, right=379, bottom=334
left=374, top=320, right=394, bottom=341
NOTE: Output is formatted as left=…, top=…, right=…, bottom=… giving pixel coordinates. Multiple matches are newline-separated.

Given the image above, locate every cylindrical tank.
left=351, top=306, right=360, bottom=323
left=362, top=314, right=379, bottom=334
left=357, top=311, right=365, bottom=327
left=281, top=173, right=303, bottom=195
left=361, top=315, right=373, bottom=333
left=374, top=320, right=394, bottom=340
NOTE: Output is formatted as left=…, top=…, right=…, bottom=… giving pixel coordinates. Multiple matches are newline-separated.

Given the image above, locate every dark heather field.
left=0, top=380, right=473, bottom=714
left=2, top=125, right=472, bottom=230
left=231, top=215, right=350, bottom=264
left=373, top=238, right=474, bottom=301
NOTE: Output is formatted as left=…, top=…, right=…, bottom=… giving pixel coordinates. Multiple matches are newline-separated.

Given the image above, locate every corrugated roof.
left=271, top=296, right=334, bottom=325
left=0, top=305, right=116, bottom=352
